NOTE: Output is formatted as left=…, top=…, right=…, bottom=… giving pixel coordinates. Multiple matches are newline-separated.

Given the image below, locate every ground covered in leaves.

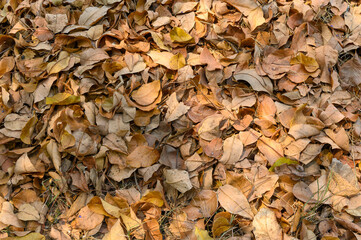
left=0, top=0, right=361, bottom=239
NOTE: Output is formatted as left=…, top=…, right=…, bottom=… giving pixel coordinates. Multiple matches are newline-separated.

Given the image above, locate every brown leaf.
left=71, top=206, right=104, bottom=231
left=78, top=6, right=110, bottom=26
left=165, top=92, right=190, bottom=122
left=217, top=184, right=253, bottom=219
left=252, top=208, right=282, bottom=240
left=0, top=56, right=15, bottom=78
left=131, top=80, right=161, bottom=106
left=190, top=190, right=218, bottom=218
left=219, top=135, right=243, bottom=165
left=339, top=54, right=361, bottom=88
left=126, top=146, right=160, bottom=168
left=257, top=136, right=284, bottom=165
left=200, top=47, right=222, bottom=71
left=164, top=169, right=193, bottom=193
left=234, top=69, right=273, bottom=94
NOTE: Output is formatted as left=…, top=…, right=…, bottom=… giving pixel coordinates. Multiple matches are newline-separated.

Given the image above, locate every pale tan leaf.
left=164, top=169, right=193, bottom=193
left=16, top=203, right=40, bottom=221
left=165, top=92, right=190, bottom=122
left=0, top=202, right=24, bottom=228
left=252, top=208, right=282, bottom=240
left=102, top=219, right=127, bottom=240
left=219, top=135, right=243, bottom=165
left=45, top=14, right=68, bottom=33
left=234, top=69, right=273, bottom=94
left=78, top=6, right=110, bottom=26
left=257, top=136, right=284, bottom=165
left=126, top=146, right=160, bottom=168
left=217, top=184, right=253, bottom=219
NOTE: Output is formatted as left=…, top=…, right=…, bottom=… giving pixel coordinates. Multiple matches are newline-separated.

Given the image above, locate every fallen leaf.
left=233, top=69, right=273, bottom=94
left=257, top=136, right=284, bottom=165
left=170, top=27, right=194, bottom=43
left=78, top=6, right=110, bottom=26
left=164, top=169, right=193, bottom=193
left=20, top=114, right=38, bottom=144
left=46, top=93, right=81, bottom=105
left=269, top=157, right=298, bottom=172
left=252, top=208, right=282, bottom=240
left=217, top=184, right=253, bottom=219
left=103, top=219, right=127, bottom=240
left=195, top=227, right=213, bottom=240
left=131, top=80, right=161, bottom=106
left=71, top=206, right=104, bottom=231
left=126, top=146, right=160, bottom=168
left=165, top=92, right=190, bottom=122
left=219, top=135, right=243, bottom=165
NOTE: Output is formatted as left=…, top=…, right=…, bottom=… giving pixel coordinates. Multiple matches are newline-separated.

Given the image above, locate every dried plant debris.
left=0, top=0, right=360, bottom=239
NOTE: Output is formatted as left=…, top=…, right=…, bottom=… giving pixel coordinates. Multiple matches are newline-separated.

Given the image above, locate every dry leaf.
left=219, top=135, right=243, bottom=165
left=257, top=136, right=284, bottom=165
left=131, top=80, right=161, bottom=106
left=165, top=92, right=190, bottom=122
left=78, top=6, right=110, bottom=26
left=252, top=208, right=282, bottom=240
left=234, top=69, right=273, bottom=94
left=217, top=184, right=254, bottom=219
left=126, top=146, right=160, bottom=168
left=164, top=169, right=193, bottom=193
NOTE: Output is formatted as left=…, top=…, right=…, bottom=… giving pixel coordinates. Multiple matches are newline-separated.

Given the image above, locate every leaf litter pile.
left=0, top=0, right=361, bottom=239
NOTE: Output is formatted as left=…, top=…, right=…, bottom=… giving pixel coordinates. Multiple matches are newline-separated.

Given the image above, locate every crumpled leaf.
left=289, top=104, right=325, bottom=139
left=290, top=53, right=319, bottom=72
left=328, top=158, right=359, bottom=197
left=252, top=208, right=282, bottom=240
left=165, top=92, right=190, bottom=122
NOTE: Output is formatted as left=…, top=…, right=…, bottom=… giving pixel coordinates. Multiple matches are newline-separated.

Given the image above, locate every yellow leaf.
left=170, top=27, right=194, bottom=43
left=248, top=7, right=265, bottom=31
left=140, top=191, right=164, bottom=207
left=46, top=51, right=70, bottom=75
left=290, top=53, right=319, bottom=72
left=2, top=233, right=45, bottom=240
left=269, top=157, right=298, bottom=172
left=169, top=53, right=186, bottom=70
left=46, top=93, right=81, bottom=105
left=195, top=227, right=213, bottom=240
left=20, top=114, right=38, bottom=144
left=60, top=130, right=76, bottom=149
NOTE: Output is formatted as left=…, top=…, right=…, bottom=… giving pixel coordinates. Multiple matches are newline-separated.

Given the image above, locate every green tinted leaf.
left=46, top=93, right=81, bottom=105
left=170, top=27, right=194, bottom=43
left=3, top=233, right=45, bottom=240
left=269, top=157, right=298, bottom=172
